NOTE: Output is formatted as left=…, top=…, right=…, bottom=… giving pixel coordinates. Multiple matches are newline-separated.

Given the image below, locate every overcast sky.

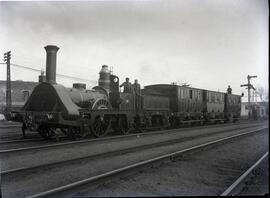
left=0, top=0, right=268, bottom=101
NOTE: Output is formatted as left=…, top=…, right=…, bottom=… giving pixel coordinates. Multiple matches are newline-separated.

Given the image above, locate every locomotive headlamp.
left=113, top=77, right=118, bottom=83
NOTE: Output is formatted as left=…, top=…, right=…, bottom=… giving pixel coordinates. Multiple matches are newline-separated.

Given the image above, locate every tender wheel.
left=38, top=125, right=54, bottom=139
left=118, top=117, right=130, bottom=135
left=91, top=116, right=111, bottom=138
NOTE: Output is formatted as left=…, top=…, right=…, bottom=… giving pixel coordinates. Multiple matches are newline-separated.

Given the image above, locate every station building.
left=0, top=80, right=38, bottom=114
left=241, top=102, right=269, bottom=120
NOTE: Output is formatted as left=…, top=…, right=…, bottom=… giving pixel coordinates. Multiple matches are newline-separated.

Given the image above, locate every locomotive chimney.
left=44, top=45, right=59, bottom=84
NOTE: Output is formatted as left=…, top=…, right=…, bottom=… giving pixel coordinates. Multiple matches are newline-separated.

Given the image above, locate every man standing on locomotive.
left=227, top=85, right=232, bottom=94
left=133, top=79, right=141, bottom=109
left=133, top=79, right=141, bottom=95
left=120, top=77, right=133, bottom=93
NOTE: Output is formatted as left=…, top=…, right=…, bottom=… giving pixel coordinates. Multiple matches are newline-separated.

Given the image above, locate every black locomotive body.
left=18, top=45, right=241, bottom=139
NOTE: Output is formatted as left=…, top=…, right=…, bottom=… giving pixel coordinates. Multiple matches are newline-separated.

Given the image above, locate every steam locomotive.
left=17, top=45, right=241, bottom=139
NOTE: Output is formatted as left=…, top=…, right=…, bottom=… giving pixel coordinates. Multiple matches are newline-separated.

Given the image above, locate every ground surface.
left=237, top=155, right=269, bottom=196
left=58, top=128, right=269, bottom=197
left=0, top=120, right=268, bottom=197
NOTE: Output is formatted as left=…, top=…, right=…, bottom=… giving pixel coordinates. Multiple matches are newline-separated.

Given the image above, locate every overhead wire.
left=1, top=62, right=96, bottom=83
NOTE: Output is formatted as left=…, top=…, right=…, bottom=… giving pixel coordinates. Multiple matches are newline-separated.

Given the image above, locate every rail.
left=26, top=126, right=268, bottom=198
left=221, top=151, right=269, bottom=196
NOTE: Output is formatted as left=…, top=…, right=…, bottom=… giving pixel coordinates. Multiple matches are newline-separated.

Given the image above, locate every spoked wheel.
left=91, top=116, right=111, bottom=138
left=38, top=125, right=55, bottom=139
left=118, top=117, right=130, bottom=135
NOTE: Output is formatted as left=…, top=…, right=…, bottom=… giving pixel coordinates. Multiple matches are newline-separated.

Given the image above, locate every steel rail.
left=221, top=151, right=269, bottom=196
left=0, top=122, right=266, bottom=154
left=26, top=126, right=268, bottom=198
left=0, top=138, right=44, bottom=145
left=3, top=125, right=265, bottom=176
left=0, top=124, right=21, bottom=129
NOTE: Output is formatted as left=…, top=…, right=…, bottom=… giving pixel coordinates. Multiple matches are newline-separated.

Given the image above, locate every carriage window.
left=217, top=95, right=220, bottom=103
left=189, top=90, right=193, bottom=99
left=182, top=89, right=184, bottom=98
left=181, top=89, right=184, bottom=99
left=211, top=94, right=215, bottom=103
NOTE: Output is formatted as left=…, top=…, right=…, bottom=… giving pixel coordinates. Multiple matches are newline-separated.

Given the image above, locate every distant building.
left=241, top=102, right=269, bottom=119
left=0, top=80, right=38, bottom=113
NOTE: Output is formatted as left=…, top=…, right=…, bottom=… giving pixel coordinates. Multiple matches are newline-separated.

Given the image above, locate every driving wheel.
left=91, top=115, right=111, bottom=138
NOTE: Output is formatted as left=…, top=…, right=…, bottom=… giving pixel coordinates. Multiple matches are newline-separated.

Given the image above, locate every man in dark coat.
left=133, top=79, right=141, bottom=109
left=227, top=85, right=232, bottom=94
left=120, top=77, right=133, bottom=93
left=133, top=79, right=141, bottom=95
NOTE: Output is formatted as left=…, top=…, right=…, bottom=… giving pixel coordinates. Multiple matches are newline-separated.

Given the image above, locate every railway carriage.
left=224, top=93, right=241, bottom=122
left=144, top=84, right=204, bottom=126
left=203, top=90, right=225, bottom=121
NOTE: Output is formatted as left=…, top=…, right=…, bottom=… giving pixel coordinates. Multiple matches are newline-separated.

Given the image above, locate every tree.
left=256, top=85, right=268, bottom=102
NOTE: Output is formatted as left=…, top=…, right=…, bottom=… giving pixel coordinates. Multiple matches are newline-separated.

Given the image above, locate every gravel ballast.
left=59, top=128, right=269, bottom=197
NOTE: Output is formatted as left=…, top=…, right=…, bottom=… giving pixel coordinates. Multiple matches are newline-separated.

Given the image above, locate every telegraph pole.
left=240, top=75, right=257, bottom=119
left=3, top=51, right=12, bottom=116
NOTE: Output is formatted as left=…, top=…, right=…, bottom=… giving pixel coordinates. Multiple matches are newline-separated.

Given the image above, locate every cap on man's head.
left=126, top=77, right=129, bottom=80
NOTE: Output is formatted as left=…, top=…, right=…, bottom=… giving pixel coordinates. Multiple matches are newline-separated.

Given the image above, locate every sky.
left=0, top=0, right=268, bottom=102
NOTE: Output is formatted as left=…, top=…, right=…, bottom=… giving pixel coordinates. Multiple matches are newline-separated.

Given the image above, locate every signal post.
left=240, top=75, right=257, bottom=119
left=3, top=51, right=12, bottom=116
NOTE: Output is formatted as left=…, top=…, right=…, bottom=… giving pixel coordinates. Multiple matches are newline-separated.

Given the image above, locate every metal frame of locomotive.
left=19, top=45, right=241, bottom=139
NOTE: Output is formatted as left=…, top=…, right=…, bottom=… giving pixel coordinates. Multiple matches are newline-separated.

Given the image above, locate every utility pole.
left=240, top=75, right=257, bottom=119
left=3, top=51, right=12, bottom=116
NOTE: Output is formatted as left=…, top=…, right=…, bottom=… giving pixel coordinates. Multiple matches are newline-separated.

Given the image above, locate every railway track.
left=0, top=121, right=21, bottom=129
left=0, top=123, right=268, bottom=198
left=0, top=121, right=267, bottom=151
left=30, top=126, right=267, bottom=198
left=0, top=119, right=265, bottom=141
left=0, top=138, right=44, bottom=145
left=221, top=152, right=269, bottom=196
left=2, top=125, right=266, bottom=176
